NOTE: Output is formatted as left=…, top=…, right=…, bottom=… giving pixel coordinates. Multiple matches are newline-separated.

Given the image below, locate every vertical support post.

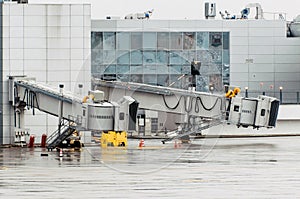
left=279, top=86, right=283, bottom=104
left=297, top=92, right=299, bottom=104
left=245, top=87, right=248, bottom=98
left=58, top=84, right=64, bottom=135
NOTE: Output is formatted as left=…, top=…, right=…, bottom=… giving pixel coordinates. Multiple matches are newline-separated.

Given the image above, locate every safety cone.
left=59, top=148, right=63, bottom=157
left=174, top=140, right=178, bottom=148
left=139, top=139, right=145, bottom=147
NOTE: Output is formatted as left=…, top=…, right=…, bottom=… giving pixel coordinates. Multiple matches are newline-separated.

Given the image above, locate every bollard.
left=41, top=134, right=47, bottom=148
left=28, top=135, right=35, bottom=148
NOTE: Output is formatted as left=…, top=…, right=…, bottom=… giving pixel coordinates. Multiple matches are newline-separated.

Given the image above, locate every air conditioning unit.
left=205, top=2, right=216, bottom=19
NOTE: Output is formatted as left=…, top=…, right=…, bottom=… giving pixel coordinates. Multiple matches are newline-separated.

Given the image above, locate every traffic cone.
left=139, top=139, right=145, bottom=147
left=59, top=148, right=63, bottom=157
left=174, top=140, right=178, bottom=148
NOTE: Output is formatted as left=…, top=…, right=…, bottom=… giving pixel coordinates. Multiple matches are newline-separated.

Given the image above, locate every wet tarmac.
left=1, top=136, right=300, bottom=198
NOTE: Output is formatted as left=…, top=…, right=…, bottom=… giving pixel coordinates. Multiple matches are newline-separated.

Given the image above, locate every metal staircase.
left=46, top=120, right=77, bottom=150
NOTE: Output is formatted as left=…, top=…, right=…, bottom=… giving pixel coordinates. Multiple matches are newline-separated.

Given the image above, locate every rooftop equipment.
left=205, top=2, right=216, bottom=19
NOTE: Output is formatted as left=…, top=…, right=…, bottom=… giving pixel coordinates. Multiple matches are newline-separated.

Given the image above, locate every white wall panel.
left=248, top=81, right=275, bottom=91
left=249, top=72, right=274, bottom=81
left=47, top=49, right=70, bottom=60
left=24, top=38, right=46, bottom=49
left=71, top=60, right=84, bottom=70
left=24, top=27, right=46, bottom=38
left=230, top=37, right=248, bottom=46
left=9, top=16, right=23, bottom=27
left=83, top=4, right=91, bottom=16
left=47, top=26, right=70, bottom=38
left=24, top=49, right=46, bottom=60
left=274, top=55, right=300, bottom=64
left=249, top=45, right=274, bottom=54
left=71, top=4, right=84, bottom=15
left=230, top=63, right=249, bottom=73
left=10, top=49, right=23, bottom=60
left=71, top=27, right=84, bottom=37
left=2, top=38, right=9, bottom=49
left=275, top=38, right=300, bottom=46
left=249, top=20, right=285, bottom=28
left=47, top=60, right=70, bottom=70
left=24, top=16, right=46, bottom=26
left=2, top=27, right=9, bottom=37
left=249, top=28, right=275, bottom=37
left=24, top=114, right=47, bottom=126
left=248, top=37, right=274, bottom=46
left=83, top=48, right=91, bottom=59
left=47, top=38, right=70, bottom=48
left=47, top=16, right=70, bottom=27
left=24, top=60, right=47, bottom=71
left=223, top=20, right=248, bottom=28
left=249, top=64, right=274, bottom=72
left=10, top=27, right=23, bottom=38
left=230, top=72, right=249, bottom=81
left=2, top=15, right=10, bottom=27
left=275, top=73, right=300, bottom=81
left=71, top=49, right=83, bottom=59
left=84, top=15, right=91, bottom=27
left=47, top=71, right=70, bottom=82
left=23, top=5, right=46, bottom=16
left=84, top=38, right=91, bottom=49
left=273, top=28, right=286, bottom=37
left=251, top=55, right=274, bottom=64
left=230, top=46, right=249, bottom=55
left=84, top=26, right=91, bottom=38
left=8, top=4, right=24, bottom=16
left=275, top=64, right=300, bottom=73
left=9, top=60, right=24, bottom=71
left=227, top=28, right=248, bottom=37
left=27, top=71, right=47, bottom=82
left=10, top=38, right=24, bottom=49
left=275, top=46, right=300, bottom=54
left=47, top=5, right=70, bottom=16
left=231, top=54, right=249, bottom=64
left=274, top=82, right=300, bottom=91
left=71, top=38, right=84, bottom=48
left=71, top=16, right=84, bottom=27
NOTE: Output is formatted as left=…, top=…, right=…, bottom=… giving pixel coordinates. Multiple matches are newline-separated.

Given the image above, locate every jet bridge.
left=8, top=76, right=138, bottom=148
left=95, top=80, right=226, bottom=119
left=94, top=79, right=280, bottom=139
left=8, top=76, right=279, bottom=147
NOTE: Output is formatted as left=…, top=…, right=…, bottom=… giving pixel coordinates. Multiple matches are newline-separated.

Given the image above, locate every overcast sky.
left=30, top=0, right=299, bottom=21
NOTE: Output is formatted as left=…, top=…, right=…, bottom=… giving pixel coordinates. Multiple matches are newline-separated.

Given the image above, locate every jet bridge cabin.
left=228, top=95, right=279, bottom=129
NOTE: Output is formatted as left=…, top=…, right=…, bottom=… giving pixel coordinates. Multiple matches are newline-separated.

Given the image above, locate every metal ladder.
left=46, top=120, right=77, bottom=150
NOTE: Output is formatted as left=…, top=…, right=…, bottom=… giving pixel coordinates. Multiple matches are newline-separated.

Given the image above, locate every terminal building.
left=91, top=6, right=300, bottom=103
left=0, top=0, right=91, bottom=145
left=0, top=1, right=300, bottom=144
left=91, top=4, right=300, bottom=135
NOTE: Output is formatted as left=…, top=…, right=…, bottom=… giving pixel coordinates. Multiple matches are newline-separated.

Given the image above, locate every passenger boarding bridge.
left=8, top=76, right=279, bottom=148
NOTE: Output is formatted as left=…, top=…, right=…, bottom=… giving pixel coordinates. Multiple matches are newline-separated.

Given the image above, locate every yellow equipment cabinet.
left=101, top=131, right=127, bottom=148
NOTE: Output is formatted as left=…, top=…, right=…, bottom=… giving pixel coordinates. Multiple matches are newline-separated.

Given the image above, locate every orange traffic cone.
left=139, top=139, right=145, bottom=147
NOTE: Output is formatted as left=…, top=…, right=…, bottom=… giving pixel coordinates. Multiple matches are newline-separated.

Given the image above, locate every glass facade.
left=91, top=31, right=230, bottom=92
